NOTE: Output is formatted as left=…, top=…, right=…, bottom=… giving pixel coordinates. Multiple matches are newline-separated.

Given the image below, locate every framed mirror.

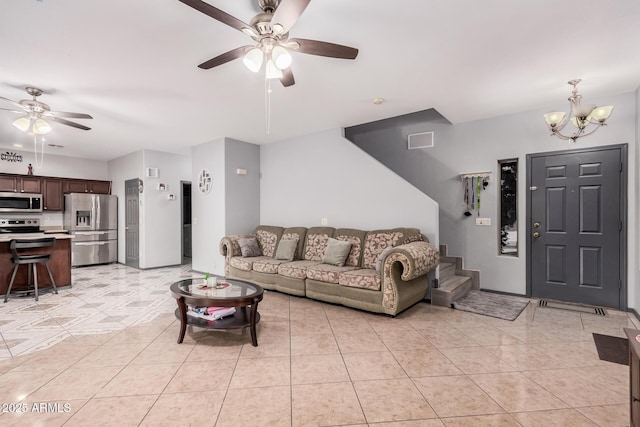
left=499, top=159, right=518, bottom=256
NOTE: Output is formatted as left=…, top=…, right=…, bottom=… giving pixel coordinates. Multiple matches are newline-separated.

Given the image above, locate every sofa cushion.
left=253, top=258, right=289, bottom=274
left=322, top=238, right=352, bottom=267
left=229, top=255, right=271, bottom=271
left=307, top=264, right=359, bottom=284
left=339, top=269, right=381, bottom=291
left=282, top=227, right=307, bottom=259
left=255, top=226, right=283, bottom=257
left=238, top=237, right=262, bottom=257
left=278, top=260, right=321, bottom=279
left=275, top=238, right=299, bottom=261
left=303, top=227, right=335, bottom=261
left=334, top=228, right=366, bottom=267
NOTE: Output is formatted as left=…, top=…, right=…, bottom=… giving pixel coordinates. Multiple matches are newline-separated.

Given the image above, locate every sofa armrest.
left=381, top=241, right=440, bottom=314
left=219, top=234, right=255, bottom=259
left=385, top=241, right=439, bottom=281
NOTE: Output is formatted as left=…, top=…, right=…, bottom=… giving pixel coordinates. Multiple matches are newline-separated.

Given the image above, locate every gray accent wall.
left=260, top=129, right=439, bottom=245
left=350, top=91, right=637, bottom=302
left=225, top=138, right=260, bottom=235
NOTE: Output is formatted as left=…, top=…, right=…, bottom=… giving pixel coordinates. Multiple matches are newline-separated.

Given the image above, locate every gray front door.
left=527, top=145, right=626, bottom=309
left=125, top=178, right=140, bottom=269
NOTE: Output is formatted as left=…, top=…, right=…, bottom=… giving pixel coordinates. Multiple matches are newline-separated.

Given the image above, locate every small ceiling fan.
left=0, top=86, right=93, bottom=134
left=178, top=0, right=359, bottom=87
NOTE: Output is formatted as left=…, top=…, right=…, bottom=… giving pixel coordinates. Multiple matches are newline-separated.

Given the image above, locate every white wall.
left=107, top=149, right=190, bottom=268
left=190, top=138, right=261, bottom=275
left=108, top=150, right=143, bottom=264
left=260, top=129, right=439, bottom=245
left=141, top=150, right=191, bottom=268
left=0, top=147, right=108, bottom=179
left=352, top=91, right=637, bottom=302
left=191, top=138, right=226, bottom=275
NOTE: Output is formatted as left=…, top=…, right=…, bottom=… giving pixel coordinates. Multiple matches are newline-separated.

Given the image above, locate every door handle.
left=533, top=232, right=540, bottom=238
left=533, top=222, right=540, bottom=228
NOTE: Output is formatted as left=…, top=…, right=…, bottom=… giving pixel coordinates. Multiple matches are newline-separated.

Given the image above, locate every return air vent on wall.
left=408, top=131, right=434, bottom=149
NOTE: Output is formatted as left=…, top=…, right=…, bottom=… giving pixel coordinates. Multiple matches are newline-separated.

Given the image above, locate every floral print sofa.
left=219, top=226, right=439, bottom=316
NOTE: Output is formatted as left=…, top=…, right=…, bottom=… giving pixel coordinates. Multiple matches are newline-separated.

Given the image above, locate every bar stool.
left=4, top=238, right=57, bottom=303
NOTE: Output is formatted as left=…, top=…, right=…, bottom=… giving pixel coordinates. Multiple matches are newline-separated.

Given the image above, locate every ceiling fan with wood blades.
left=178, top=0, right=359, bottom=87
left=0, top=86, right=93, bottom=134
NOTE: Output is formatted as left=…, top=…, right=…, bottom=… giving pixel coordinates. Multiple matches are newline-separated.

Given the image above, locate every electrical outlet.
left=475, top=218, right=491, bottom=226
left=321, top=218, right=328, bottom=225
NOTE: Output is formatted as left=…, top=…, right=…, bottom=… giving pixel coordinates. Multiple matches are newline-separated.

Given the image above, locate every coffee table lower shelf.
left=173, top=308, right=261, bottom=345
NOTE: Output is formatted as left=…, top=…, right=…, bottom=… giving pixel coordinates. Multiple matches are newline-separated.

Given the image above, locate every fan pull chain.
left=265, top=78, right=272, bottom=134
left=33, top=135, right=45, bottom=169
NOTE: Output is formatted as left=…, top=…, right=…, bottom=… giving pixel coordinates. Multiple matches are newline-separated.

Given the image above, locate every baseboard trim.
left=479, top=289, right=527, bottom=298
left=628, top=307, right=640, bottom=322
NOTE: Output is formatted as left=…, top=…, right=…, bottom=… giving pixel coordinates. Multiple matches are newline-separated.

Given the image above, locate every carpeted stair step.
left=439, top=262, right=455, bottom=283
left=431, top=275, right=473, bottom=307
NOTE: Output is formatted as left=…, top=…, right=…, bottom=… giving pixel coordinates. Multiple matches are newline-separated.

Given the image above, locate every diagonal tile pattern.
left=0, top=263, right=636, bottom=425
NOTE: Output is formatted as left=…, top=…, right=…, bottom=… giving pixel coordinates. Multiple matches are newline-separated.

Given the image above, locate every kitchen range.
left=0, top=218, right=73, bottom=298
left=64, top=193, right=117, bottom=267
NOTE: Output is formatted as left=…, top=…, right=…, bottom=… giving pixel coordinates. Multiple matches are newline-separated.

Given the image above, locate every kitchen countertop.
left=0, top=232, right=73, bottom=242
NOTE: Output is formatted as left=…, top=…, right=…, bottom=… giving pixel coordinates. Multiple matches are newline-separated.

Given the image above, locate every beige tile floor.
left=0, top=263, right=638, bottom=426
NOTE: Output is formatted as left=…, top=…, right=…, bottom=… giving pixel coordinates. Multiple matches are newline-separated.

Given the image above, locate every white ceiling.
left=1, top=0, right=639, bottom=161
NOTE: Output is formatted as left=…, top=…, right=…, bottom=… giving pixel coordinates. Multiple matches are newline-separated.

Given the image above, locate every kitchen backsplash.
left=0, top=212, right=64, bottom=228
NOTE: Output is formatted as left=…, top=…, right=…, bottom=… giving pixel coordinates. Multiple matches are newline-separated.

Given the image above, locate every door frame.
left=525, top=144, right=628, bottom=309
left=124, top=178, right=140, bottom=269
left=180, top=180, right=192, bottom=264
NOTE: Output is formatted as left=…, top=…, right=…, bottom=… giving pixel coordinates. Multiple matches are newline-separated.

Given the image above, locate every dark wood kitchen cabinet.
left=43, top=178, right=63, bottom=211
left=19, top=176, right=42, bottom=193
left=0, top=174, right=41, bottom=193
left=625, top=328, right=640, bottom=427
left=64, top=179, right=111, bottom=194
left=0, top=173, right=111, bottom=209
left=0, top=175, right=18, bottom=192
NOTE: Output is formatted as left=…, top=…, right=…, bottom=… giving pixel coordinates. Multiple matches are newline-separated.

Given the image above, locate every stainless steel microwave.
left=0, top=192, right=43, bottom=213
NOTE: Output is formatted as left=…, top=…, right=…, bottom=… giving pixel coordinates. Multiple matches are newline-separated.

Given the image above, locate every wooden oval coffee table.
left=170, top=277, right=264, bottom=346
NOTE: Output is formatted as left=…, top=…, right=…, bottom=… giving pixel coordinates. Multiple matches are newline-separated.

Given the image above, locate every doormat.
left=538, top=300, right=608, bottom=316
left=592, top=333, right=628, bottom=365
left=452, top=291, right=529, bottom=321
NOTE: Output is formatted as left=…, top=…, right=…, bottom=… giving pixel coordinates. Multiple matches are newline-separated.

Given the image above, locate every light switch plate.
left=475, top=217, right=491, bottom=226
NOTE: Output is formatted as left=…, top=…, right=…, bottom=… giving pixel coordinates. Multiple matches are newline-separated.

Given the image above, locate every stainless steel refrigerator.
left=63, top=193, right=117, bottom=266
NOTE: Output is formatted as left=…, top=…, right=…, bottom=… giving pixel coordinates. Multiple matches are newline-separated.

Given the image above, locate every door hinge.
left=620, top=280, right=622, bottom=290
left=620, top=221, right=623, bottom=231
left=620, top=162, right=623, bottom=172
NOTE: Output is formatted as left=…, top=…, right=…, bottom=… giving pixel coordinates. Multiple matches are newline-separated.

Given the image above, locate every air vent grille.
left=408, top=131, right=434, bottom=149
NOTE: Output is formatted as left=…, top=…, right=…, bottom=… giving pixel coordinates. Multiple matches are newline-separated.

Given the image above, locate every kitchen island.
left=0, top=233, right=73, bottom=298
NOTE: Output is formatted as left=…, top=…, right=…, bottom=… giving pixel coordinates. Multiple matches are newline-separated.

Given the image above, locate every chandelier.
left=543, top=79, right=614, bottom=142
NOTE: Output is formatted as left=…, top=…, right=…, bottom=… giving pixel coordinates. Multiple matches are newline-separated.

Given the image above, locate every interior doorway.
left=124, top=178, right=140, bottom=269
left=526, top=145, right=627, bottom=309
left=181, top=181, right=192, bottom=265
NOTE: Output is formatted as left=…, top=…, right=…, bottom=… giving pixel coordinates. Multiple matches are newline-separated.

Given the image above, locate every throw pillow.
left=375, top=245, right=395, bottom=273
left=322, top=238, right=352, bottom=267
left=238, top=237, right=262, bottom=257
left=275, top=238, right=299, bottom=261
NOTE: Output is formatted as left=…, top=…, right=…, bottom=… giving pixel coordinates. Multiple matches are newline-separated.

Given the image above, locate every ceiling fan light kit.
left=178, top=0, right=358, bottom=86
left=544, top=79, right=614, bottom=143
left=1, top=86, right=93, bottom=168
